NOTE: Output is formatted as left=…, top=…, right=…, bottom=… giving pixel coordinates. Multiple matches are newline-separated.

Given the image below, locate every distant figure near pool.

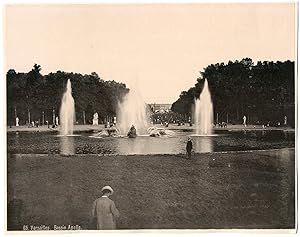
left=186, top=137, right=193, bottom=159
left=91, top=186, right=120, bottom=230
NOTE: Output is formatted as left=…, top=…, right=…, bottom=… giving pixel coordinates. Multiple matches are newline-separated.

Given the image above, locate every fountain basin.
left=56, top=134, right=81, bottom=137
left=7, top=129, right=295, bottom=155
left=190, top=134, right=223, bottom=137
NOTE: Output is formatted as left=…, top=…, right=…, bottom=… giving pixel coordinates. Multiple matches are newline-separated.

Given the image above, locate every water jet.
left=59, top=79, right=75, bottom=155
left=194, top=79, right=214, bottom=135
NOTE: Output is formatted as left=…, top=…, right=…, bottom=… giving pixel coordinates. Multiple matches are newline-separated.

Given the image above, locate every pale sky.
left=4, top=3, right=296, bottom=103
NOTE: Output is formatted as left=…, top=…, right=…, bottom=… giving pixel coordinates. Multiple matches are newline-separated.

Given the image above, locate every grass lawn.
left=7, top=149, right=295, bottom=230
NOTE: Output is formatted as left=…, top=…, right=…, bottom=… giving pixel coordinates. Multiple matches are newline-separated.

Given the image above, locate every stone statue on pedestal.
left=93, top=112, right=99, bottom=125
left=55, top=116, right=59, bottom=126
left=243, top=115, right=247, bottom=127
left=127, top=125, right=137, bottom=138
left=284, top=116, right=288, bottom=126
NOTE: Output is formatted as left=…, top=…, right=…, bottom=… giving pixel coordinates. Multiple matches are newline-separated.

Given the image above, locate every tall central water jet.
left=194, top=79, right=214, bottom=135
left=117, top=85, right=150, bottom=136
left=60, top=79, right=75, bottom=135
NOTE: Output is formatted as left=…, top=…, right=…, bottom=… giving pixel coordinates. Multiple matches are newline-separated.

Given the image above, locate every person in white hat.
left=91, top=186, right=120, bottom=230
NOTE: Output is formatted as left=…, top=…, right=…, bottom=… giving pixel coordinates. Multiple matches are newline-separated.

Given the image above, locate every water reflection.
left=117, top=138, right=145, bottom=154
left=117, top=137, right=179, bottom=154
left=194, top=137, right=213, bottom=153
left=15, top=132, right=20, bottom=151
left=60, top=136, right=75, bottom=155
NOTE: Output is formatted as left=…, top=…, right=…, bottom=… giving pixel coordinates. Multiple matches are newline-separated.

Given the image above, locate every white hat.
left=101, top=186, right=114, bottom=194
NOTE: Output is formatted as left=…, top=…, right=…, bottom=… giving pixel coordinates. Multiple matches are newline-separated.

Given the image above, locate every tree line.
left=7, top=64, right=129, bottom=125
left=171, top=58, right=295, bottom=127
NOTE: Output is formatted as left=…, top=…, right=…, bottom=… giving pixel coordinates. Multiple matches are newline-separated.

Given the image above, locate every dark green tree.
left=171, top=59, right=295, bottom=127
left=6, top=65, right=129, bottom=125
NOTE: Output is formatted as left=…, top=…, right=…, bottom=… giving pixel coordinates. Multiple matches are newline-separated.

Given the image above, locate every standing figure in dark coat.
left=186, top=137, right=193, bottom=159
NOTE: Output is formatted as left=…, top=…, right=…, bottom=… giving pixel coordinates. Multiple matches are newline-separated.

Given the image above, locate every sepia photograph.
left=5, top=2, right=296, bottom=233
